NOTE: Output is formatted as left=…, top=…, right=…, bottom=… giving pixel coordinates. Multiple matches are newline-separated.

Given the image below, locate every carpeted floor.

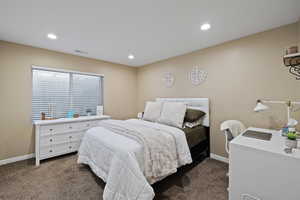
left=0, top=154, right=228, bottom=200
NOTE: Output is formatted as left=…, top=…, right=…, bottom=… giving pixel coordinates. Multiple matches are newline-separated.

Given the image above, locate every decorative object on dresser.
left=34, top=115, right=110, bottom=166
left=189, top=66, right=207, bottom=86
left=97, top=106, right=104, bottom=116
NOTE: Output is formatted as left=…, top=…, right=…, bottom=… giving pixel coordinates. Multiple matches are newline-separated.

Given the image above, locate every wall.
left=137, top=23, right=300, bottom=157
left=0, top=41, right=137, bottom=160
left=298, top=19, right=300, bottom=45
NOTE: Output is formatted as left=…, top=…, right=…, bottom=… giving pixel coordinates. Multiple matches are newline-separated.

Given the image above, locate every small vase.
left=285, top=139, right=298, bottom=149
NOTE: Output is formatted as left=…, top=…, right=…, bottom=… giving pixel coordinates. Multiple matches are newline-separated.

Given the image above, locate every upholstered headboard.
left=156, top=98, right=210, bottom=127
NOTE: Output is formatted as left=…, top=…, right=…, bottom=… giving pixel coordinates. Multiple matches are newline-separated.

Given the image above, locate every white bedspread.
left=77, top=119, right=192, bottom=200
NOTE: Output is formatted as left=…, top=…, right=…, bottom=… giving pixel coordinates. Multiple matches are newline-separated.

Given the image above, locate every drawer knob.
left=86, top=124, right=90, bottom=127
left=69, top=126, right=72, bottom=129
left=49, top=129, right=53, bottom=131
left=49, top=150, right=53, bottom=153
left=50, top=139, right=53, bottom=142
left=69, top=146, right=72, bottom=149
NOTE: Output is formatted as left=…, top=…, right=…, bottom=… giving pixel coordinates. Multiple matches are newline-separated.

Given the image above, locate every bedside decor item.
left=285, top=132, right=298, bottom=149
left=73, top=113, right=80, bottom=118
left=189, top=66, right=207, bottom=86
left=137, top=112, right=144, bottom=119
left=162, top=72, right=175, bottom=88
left=254, top=99, right=300, bottom=126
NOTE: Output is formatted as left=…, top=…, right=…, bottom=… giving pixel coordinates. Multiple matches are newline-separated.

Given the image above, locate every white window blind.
left=32, top=67, right=103, bottom=120
left=71, top=74, right=102, bottom=116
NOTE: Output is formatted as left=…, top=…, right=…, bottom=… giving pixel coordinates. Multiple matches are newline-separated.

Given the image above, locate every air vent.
left=74, top=49, right=88, bottom=54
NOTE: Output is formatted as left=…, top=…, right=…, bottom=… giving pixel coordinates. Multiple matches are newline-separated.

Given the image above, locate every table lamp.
left=254, top=99, right=300, bottom=130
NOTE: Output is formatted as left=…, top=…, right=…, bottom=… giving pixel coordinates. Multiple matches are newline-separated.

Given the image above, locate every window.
left=32, top=67, right=103, bottom=120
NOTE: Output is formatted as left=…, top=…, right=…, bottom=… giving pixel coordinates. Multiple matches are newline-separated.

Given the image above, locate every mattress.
left=182, top=125, right=207, bottom=148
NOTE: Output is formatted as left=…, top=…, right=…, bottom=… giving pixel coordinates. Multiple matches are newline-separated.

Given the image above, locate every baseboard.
left=210, top=153, right=229, bottom=163
left=0, top=153, right=34, bottom=166
left=1, top=153, right=227, bottom=166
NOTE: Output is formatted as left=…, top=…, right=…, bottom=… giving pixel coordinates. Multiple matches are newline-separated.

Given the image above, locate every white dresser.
left=229, top=127, right=300, bottom=200
left=34, top=115, right=110, bottom=166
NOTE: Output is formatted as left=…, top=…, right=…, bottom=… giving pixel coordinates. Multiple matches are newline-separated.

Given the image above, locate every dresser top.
left=231, top=127, right=300, bottom=160
left=34, top=115, right=111, bottom=125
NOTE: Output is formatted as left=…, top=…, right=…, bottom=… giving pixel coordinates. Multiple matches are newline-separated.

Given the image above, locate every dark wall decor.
left=283, top=53, right=300, bottom=80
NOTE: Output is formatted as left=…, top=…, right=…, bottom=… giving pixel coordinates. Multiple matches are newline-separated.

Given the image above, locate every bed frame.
left=156, top=98, right=210, bottom=162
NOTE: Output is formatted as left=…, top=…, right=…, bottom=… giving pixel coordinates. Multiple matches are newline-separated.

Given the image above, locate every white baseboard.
left=0, top=153, right=34, bottom=166
left=210, top=153, right=229, bottom=163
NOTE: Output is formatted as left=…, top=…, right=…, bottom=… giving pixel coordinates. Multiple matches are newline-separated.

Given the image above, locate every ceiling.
left=1, top=0, right=299, bottom=67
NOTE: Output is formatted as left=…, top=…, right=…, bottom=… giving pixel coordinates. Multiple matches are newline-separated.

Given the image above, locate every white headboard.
left=156, top=98, right=210, bottom=127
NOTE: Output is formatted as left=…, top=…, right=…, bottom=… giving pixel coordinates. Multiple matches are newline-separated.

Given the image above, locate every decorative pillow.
left=158, top=102, right=187, bottom=128
left=143, top=101, right=163, bottom=122
left=184, top=118, right=204, bottom=128
left=184, top=109, right=206, bottom=123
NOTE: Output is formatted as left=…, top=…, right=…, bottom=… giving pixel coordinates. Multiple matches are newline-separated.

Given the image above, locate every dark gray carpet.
left=0, top=154, right=228, bottom=200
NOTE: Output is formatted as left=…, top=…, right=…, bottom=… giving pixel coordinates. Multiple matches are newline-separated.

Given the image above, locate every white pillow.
left=158, top=102, right=187, bottom=128
left=143, top=101, right=163, bottom=122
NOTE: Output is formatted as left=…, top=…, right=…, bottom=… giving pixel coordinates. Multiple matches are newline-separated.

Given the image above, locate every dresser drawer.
left=77, top=120, right=99, bottom=131
left=70, top=132, right=84, bottom=142
left=40, top=134, right=72, bottom=146
left=40, top=124, right=66, bottom=136
left=40, top=146, right=55, bottom=156
left=70, top=141, right=81, bottom=151
left=40, top=143, right=71, bottom=159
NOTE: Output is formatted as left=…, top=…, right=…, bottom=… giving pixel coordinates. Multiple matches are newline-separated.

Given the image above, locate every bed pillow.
left=143, top=101, right=163, bottom=122
left=184, top=108, right=206, bottom=123
left=158, top=102, right=187, bottom=128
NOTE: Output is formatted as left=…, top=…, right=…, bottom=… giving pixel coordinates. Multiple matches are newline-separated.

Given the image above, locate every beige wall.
left=0, top=41, right=137, bottom=160
left=298, top=19, right=300, bottom=45
left=1, top=23, right=299, bottom=161
left=137, top=23, right=300, bottom=157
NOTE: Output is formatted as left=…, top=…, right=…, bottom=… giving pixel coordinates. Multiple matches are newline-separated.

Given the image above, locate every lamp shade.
left=254, top=102, right=269, bottom=112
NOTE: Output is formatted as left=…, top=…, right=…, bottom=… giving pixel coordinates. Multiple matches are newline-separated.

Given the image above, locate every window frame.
left=31, top=65, right=104, bottom=121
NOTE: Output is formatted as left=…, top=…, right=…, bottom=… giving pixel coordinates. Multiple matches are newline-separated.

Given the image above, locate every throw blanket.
left=78, top=119, right=192, bottom=200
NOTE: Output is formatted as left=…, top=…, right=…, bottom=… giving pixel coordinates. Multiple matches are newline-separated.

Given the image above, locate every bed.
left=77, top=98, right=210, bottom=200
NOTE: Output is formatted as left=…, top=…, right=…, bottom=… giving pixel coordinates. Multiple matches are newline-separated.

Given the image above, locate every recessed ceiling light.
left=47, top=33, right=57, bottom=40
left=128, top=54, right=135, bottom=60
left=201, top=23, right=211, bottom=31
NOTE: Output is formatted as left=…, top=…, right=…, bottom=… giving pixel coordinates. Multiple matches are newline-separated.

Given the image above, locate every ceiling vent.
left=74, top=49, right=88, bottom=54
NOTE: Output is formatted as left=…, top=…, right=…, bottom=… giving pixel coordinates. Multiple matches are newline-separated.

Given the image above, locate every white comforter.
left=77, top=119, right=192, bottom=200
